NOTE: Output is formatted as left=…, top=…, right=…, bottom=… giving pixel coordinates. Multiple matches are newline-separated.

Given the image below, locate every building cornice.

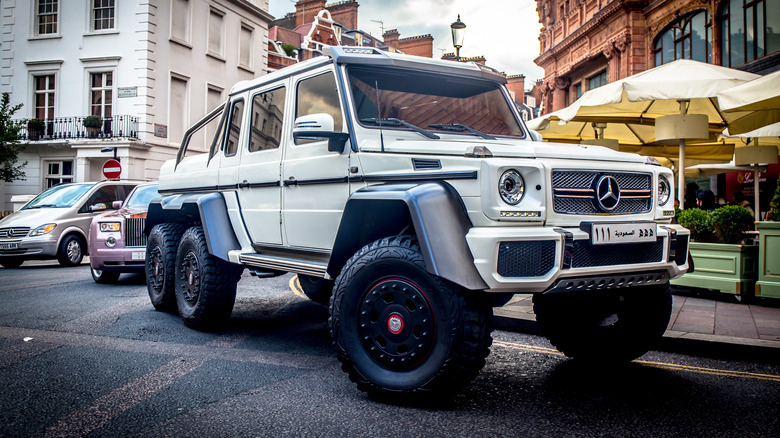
left=535, top=0, right=645, bottom=65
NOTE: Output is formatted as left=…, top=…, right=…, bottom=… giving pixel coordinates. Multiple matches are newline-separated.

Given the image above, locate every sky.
left=268, top=0, right=545, bottom=85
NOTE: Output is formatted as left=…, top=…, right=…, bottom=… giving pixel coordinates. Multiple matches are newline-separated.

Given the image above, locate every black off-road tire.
left=298, top=274, right=334, bottom=304
left=533, top=282, right=673, bottom=362
left=146, top=223, right=185, bottom=312
left=0, top=257, right=24, bottom=268
left=57, top=234, right=85, bottom=267
left=175, top=226, right=243, bottom=329
left=329, top=235, right=493, bottom=399
left=91, top=267, right=120, bottom=284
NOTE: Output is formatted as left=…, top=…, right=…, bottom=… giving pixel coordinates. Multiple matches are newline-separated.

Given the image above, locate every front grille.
left=124, top=217, right=147, bottom=247
left=552, top=170, right=652, bottom=215
left=497, top=240, right=556, bottom=277
left=0, top=227, right=30, bottom=238
left=571, top=240, right=665, bottom=268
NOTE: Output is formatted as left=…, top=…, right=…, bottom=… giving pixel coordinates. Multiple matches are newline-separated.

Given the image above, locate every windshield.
left=347, top=66, right=525, bottom=138
left=123, top=184, right=159, bottom=210
left=22, top=184, right=93, bottom=209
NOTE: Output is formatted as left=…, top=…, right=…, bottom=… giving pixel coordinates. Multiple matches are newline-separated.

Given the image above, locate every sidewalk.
left=494, top=287, right=780, bottom=354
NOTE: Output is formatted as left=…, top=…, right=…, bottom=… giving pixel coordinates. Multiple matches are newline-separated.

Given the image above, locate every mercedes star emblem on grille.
left=595, top=175, right=621, bottom=211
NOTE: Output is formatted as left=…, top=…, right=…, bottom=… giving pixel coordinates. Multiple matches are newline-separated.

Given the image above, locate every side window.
left=250, top=87, right=286, bottom=152
left=295, top=71, right=343, bottom=134
left=81, top=185, right=118, bottom=212
left=120, top=185, right=137, bottom=200
left=224, top=99, right=244, bottom=157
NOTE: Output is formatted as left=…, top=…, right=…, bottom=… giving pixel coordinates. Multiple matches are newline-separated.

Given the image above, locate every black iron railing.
left=14, top=115, right=140, bottom=141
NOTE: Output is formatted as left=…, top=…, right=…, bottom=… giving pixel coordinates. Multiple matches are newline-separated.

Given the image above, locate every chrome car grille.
left=124, top=218, right=147, bottom=247
left=552, top=170, right=653, bottom=215
left=0, top=227, right=30, bottom=238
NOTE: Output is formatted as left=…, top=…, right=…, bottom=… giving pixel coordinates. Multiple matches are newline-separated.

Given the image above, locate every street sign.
left=102, top=159, right=122, bottom=179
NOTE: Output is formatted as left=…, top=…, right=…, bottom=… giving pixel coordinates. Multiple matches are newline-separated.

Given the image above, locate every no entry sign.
left=102, top=159, right=122, bottom=179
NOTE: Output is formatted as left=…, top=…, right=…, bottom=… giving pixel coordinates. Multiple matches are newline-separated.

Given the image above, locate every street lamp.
left=450, top=14, right=466, bottom=61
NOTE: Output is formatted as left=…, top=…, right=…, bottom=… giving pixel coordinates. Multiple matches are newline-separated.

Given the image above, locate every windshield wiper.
left=361, top=118, right=439, bottom=140
left=429, top=123, right=496, bottom=140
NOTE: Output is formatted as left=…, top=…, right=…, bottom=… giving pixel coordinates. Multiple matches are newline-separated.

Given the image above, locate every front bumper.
left=0, top=236, right=59, bottom=260
left=89, top=230, right=146, bottom=272
left=466, top=223, right=690, bottom=293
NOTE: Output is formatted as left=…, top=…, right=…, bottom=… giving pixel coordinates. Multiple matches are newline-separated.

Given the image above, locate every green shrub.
left=711, top=205, right=754, bottom=244
left=83, top=115, right=102, bottom=128
left=769, top=182, right=780, bottom=221
left=27, top=118, right=45, bottom=131
left=676, top=208, right=713, bottom=242
left=281, top=43, right=297, bottom=57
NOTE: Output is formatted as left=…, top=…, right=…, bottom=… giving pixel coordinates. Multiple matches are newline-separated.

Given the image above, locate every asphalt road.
left=1, top=263, right=778, bottom=437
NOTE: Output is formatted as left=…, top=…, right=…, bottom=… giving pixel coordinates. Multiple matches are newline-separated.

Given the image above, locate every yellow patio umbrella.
left=528, top=59, right=761, bottom=205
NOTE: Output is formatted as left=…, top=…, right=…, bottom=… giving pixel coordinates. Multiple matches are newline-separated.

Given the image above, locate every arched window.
left=654, top=10, right=711, bottom=66
left=719, top=0, right=780, bottom=67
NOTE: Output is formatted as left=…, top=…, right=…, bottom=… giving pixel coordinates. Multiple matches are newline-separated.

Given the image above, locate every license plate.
left=131, top=251, right=145, bottom=260
left=591, top=223, right=657, bottom=245
left=0, top=242, right=19, bottom=250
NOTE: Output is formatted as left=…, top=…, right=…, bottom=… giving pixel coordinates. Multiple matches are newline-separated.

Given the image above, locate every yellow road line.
left=289, top=275, right=307, bottom=300
left=493, top=339, right=780, bottom=382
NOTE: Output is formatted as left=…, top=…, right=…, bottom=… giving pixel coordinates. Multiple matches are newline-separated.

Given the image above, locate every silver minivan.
left=0, top=180, right=140, bottom=268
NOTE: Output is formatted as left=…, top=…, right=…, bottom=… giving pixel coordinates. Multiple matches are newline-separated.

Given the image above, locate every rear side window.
left=250, top=87, right=286, bottom=152
left=296, top=71, right=343, bottom=132
left=224, top=99, right=245, bottom=157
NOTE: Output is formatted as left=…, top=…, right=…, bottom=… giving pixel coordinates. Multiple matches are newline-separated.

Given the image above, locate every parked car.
left=0, top=180, right=140, bottom=268
left=89, top=182, right=159, bottom=283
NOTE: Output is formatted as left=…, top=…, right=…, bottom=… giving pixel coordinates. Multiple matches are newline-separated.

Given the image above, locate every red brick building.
left=268, top=0, right=434, bottom=71
left=535, top=0, right=780, bottom=114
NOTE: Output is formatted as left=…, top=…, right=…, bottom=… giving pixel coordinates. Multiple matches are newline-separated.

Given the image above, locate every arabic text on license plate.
left=0, top=242, right=19, bottom=250
left=131, top=251, right=145, bottom=260
left=591, top=223, right=657, bottom=245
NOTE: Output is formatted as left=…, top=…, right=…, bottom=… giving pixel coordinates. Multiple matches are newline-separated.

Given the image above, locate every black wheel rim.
left=147, top=245, right=164, bottom=292
left=358, top=277, right=435, bottom=371
left=181, top=250, right=200, bottom=305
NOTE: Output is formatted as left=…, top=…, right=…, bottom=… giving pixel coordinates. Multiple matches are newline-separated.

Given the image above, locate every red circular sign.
left=102, top=159, right=122, bottom=179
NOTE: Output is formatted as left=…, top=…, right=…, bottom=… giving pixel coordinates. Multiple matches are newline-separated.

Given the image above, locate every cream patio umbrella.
left=716, top=69, right=780, bottom=136
left=528, top=59, right=760, bottom=205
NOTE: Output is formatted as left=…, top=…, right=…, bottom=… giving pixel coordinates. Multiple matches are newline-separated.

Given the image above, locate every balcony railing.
left=14, top=115, right=140, bottom=141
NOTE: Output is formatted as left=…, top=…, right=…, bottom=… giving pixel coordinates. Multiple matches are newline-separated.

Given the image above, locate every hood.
left=358, top=138, right=647, bottom=164
left=96, top=207, right=148, bottom=220
left=0, top=207, right=71, bottom=228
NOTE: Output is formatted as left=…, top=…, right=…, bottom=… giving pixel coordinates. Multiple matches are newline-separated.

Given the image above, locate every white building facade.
left=0, top=0, right=272, bottom=215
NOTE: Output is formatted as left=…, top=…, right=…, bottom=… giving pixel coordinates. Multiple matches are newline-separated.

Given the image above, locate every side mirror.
left=89, top=203, right=107, bottom=212
left=292, top=113, right=350, bottom=153
left=112, top=200, right=123, bottom=210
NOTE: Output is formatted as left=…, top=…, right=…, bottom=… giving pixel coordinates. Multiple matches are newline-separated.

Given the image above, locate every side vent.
left=412, top=158, right=442, bottom=170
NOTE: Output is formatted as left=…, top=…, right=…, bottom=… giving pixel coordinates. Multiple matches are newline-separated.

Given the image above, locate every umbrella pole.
left=678, top=139, right=685, bottom=210
left=754, top=164, right=760, bottom=221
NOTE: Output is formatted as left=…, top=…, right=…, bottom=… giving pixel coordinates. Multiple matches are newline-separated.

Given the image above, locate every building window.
left=45, top=160, right=73, bottom=188
left=92, top=0, right=115, bottom=31
left=208, top=8, right=225, bottom=58
left=169, top=75, right=189, bottom=144
left=239, top=25, right=254, bottom=69
left=36, top=0, right=58, bottom=35
left=34, top=74, right=56, bottom=120
left=720, top=0, right=780, bottom=67
left=90, top=72, right=113, bottom=118
left=171, top=0, right=191, bottom=45
left=575, top=83, right=582, bottom=101
left=588, top=71, right=607, bottom=90
left=654, top=10, right=711, bottom=66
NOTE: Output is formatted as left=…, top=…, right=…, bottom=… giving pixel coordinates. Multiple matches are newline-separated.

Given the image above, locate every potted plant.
left=27, top=118, right=45, bottom=140
left=756, top=182, right=780, bottom=300
left=83, top=115, right=102, bottom=137
left=671, top=205, right=758, bottom=302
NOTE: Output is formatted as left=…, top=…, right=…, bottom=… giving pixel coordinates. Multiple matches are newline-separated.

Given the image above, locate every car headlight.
left=100, top=222, right=121, bottom=232
left=105, top=236, right=117, bottom=247
left=29, top=223, right=56, bottom=236
left=658, top=175, right=671, bottom=206
left=499, top=169, right=525, bottom=205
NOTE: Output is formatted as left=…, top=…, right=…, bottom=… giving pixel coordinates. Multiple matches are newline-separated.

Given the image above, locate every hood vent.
left=412, top=158, right=442, bottom=170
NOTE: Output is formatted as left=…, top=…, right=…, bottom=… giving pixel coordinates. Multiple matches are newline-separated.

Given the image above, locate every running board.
left=239, top=253, right=328, bottom=278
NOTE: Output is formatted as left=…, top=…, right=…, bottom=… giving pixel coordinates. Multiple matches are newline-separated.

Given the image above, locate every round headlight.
left=105, top=236, right=117, bottom=248
left=658, top=176, right=671, bottom=206
left=499, top=170, right=525, bottom=205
